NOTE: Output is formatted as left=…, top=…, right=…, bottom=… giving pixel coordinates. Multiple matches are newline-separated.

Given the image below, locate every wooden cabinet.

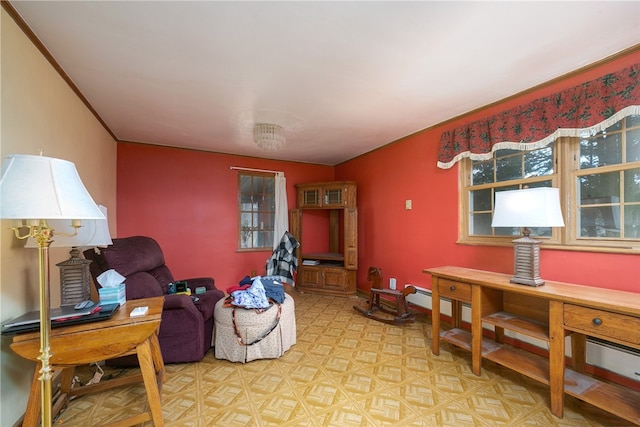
left=299, top=265, right=356, bottom=294
left=297, top=181, right=356, bottom=209
left=425, top=266, right=640, bottom=425
left=291, top=181, right=357, bottom=296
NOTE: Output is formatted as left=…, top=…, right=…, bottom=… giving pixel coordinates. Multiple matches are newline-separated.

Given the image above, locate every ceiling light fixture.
left=253, top=123, right=285, bottom=151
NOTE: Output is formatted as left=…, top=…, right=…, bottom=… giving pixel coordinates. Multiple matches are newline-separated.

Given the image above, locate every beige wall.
left=1, top=9, right=117, bottom=425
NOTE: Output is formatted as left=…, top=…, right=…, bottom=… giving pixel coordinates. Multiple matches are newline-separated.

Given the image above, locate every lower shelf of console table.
left=441, top=327, right=639, bottom=423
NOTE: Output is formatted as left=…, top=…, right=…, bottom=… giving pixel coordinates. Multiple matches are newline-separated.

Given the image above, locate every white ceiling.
left=9, top=1, right=640, bottom=165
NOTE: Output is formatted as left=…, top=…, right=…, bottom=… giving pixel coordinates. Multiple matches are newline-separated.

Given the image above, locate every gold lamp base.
left=12, top=220, right=81, bottom=426
left=13, top=221, right=56, bottom=427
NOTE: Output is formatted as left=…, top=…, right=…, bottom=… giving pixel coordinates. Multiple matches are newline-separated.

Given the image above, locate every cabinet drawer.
left=438, top=279, right=472, bottom=302
left=564, top=304, right=640, bottom=345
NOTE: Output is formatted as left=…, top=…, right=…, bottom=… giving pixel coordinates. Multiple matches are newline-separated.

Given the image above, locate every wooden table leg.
left=150, top=332, right=166, bottom=384
left=137, top=338, right=164, bottom=426
left=549, top=300, right=565, bottom=418
left=51, top=367, right=76, bottom=421
left=570, top=332, right=587, bottom=372
left=22, top=364, right=42, bottom=427
left=59, top=366, right=76, bottom=395
left=431, top=278, right=440, bottom=355
left=471, top=285, right=482, bottom=376
left=451, top=300, right=461, bottom=329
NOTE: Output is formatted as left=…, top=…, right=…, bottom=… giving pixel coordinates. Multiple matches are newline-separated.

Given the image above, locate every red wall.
left=336, top=51, right=640, bottom=293
left=116, top=144, right=333, bottom=288
left=117, top=50, right=639, bottom=295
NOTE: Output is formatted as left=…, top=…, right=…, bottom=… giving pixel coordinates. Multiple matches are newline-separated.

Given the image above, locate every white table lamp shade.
left=492, top=187, right=564, bottom=228
left=0, top=154, right=104, bottom=220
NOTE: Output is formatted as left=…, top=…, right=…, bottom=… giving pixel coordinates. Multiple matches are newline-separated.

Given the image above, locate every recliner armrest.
left=163, top=293, right=197, bottom=311
left=163, top=291, right=220, bottom=322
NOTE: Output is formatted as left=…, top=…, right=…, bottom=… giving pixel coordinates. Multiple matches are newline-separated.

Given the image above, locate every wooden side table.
left=11, top=297, right=166, bottom=427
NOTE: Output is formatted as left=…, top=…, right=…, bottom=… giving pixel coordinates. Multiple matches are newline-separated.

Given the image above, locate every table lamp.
left=0, top=153, right=104, bottom=427
left=491, top=187, right=564, bottom=286
left=26, top=205, right=112, bottom=306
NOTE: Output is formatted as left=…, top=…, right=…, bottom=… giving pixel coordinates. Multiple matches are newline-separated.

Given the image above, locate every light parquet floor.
left=55, top=290, right=633, bottom=426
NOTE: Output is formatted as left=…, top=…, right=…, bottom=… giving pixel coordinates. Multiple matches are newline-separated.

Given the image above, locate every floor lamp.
left=0, top=154, right=104, bottom=427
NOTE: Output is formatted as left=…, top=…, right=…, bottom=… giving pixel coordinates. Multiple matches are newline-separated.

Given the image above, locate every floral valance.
left=437, top=63, right=640, bottom=169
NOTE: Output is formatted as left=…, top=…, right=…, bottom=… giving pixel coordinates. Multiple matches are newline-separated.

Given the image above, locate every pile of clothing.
left=224, top=275, right=285, bottom=310
left=223, top=275, right=287, bottom=346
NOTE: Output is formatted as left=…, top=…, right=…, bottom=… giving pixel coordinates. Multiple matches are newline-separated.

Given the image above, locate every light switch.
left=405, top=200, right=412, bottom=210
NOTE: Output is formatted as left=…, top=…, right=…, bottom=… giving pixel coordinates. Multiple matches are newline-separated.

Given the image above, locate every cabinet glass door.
left=324, top=188, right=342, bottom=205
left=302, top=189, right=321, bottom=207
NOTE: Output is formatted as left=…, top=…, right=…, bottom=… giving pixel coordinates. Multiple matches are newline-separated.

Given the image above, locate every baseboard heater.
left=405, top=284, right=640, bottom=381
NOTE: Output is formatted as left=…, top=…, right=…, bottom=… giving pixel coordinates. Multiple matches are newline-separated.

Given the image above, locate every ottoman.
left=214, top=294, right=296, bottom=362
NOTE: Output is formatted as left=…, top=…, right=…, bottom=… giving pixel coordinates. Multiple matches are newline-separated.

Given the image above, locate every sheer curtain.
left=273, top=172, right=289, bottom=249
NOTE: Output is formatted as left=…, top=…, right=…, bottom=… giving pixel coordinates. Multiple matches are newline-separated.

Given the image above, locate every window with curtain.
left=238, top=173, right=275, bottom=250
left=460, top=117, right=640, bottom=251
left=447, top=62, right=639, bottom=252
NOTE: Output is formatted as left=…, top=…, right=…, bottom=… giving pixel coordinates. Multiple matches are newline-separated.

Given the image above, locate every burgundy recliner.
left=84, top=236, right=224, bottom=364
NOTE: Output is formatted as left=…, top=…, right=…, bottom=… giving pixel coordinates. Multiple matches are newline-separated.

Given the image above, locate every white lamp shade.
left=491, top=187, right=565, bottom=228
left=25, top=205, right=112, bottom=248
left=0, top=154, right=104, bottom=220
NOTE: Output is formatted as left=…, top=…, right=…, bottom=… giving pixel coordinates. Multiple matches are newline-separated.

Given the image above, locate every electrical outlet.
left=405, top=200, right=412, bottom=210
left=389, top=278, right=397, bottom=290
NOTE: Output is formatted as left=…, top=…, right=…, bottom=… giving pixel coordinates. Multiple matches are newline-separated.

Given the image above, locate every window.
left=463, top=143, right=560, bottom=244
left=568, top=115, right=640, bottom=246
left=238, top=173, right=275, bottom=250
left=460, top=117, right=640, bottom=252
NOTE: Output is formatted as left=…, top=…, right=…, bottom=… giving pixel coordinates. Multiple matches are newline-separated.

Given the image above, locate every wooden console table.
left=424, top=266, right=640, bottom=425
left=11, top=297, right=166, bottom=427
